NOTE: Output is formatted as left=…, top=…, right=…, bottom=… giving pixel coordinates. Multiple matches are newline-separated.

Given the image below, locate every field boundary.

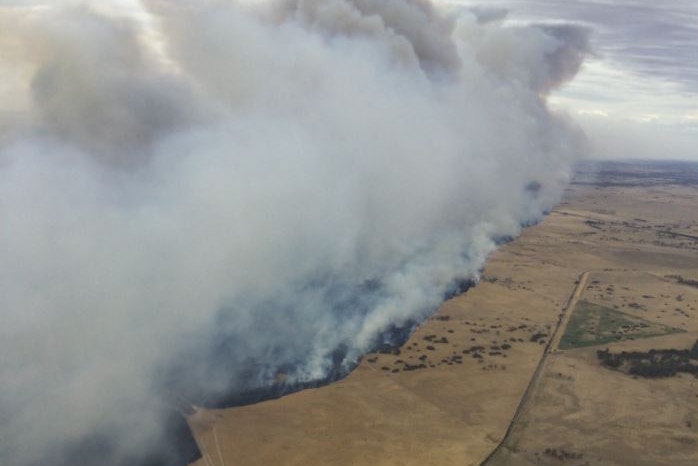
left=479, top=271, right=589, bottom=465
left=550, top=272, right=589, bottom=352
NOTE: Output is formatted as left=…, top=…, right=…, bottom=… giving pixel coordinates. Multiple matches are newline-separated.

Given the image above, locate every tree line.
left=597, top=339, right=698, bottom=378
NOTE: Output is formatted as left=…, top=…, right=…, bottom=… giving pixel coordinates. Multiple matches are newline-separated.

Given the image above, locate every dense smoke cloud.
left=0, top=1, right=589, bottom=464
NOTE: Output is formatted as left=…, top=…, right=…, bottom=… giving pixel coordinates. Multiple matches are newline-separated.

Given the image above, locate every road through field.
left=550, top=272, right=589, bottom=352
left=480, top=271, right=589, bottom=465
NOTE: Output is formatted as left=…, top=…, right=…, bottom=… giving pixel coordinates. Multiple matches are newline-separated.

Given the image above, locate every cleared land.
left=188, top=163, right=698, bottom=466
left=558, top=299, right=681, bottom=350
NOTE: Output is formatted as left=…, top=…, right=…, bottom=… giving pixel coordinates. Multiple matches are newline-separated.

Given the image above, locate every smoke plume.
left=0, top=1, right=589, bottom=464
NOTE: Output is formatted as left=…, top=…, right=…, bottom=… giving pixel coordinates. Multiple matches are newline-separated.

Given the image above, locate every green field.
left=559, top=300, right=681, bottom=350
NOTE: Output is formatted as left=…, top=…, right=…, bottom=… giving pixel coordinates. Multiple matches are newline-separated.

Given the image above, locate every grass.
left=559, top=300, right=682, bottom=350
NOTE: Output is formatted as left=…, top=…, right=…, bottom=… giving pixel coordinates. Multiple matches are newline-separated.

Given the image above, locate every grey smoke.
left=0, top=1, right=589, bottom=464
left=466, top=5, right=509, bottom=24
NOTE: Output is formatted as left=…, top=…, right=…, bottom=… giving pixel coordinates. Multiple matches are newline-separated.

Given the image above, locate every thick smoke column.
left=0, top=1, right=589, bottom=464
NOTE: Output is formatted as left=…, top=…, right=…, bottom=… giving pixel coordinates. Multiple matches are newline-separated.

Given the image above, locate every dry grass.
left=189, top=178, right=698, bottom=466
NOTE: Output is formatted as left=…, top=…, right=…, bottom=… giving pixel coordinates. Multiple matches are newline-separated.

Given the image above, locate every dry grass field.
left=188, top=163, right=698, bottom=466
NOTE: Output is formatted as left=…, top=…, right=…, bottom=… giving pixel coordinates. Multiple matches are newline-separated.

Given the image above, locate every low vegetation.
left=542, top=448, right=584, bottom=461
left=597, top=340, right=698, bottom=378
left=666, top=274, right=698, bottom=289
left=559, top=300, right=681, bottom=349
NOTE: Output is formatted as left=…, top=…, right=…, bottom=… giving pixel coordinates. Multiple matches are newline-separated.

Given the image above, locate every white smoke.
left=0, top=1, right=589, bottom=464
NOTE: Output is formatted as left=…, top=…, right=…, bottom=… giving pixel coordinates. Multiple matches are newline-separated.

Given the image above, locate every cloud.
left=575, top=114, right=697, bottom=161
left=455, top=0, right=698, bottom=93
left=0, top=1, right=589, bottom=464
left=459, top=0, right=697, bottom=161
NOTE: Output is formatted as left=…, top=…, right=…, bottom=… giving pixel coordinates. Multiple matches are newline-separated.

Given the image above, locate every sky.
left=451, top=0, right=698, bottom=160
left=0, top=1, right=592, bottom=464
left=0, top=2, right=693, bottom=464
left=1, top=0, right=696, bottom=160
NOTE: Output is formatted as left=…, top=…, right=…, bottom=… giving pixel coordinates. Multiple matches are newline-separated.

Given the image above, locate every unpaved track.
left=480, top=271, right=589, bottom=465
left=550, top=271, right=589, bottom=352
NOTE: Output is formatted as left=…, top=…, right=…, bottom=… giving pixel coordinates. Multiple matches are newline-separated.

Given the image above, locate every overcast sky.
left=1, top=0, right=696, bottom=160
left=452, top=0, right=698, bottom=160
left=0, top=2, right=595, bottom=463
left=0, top=2, right=692, bottom=464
